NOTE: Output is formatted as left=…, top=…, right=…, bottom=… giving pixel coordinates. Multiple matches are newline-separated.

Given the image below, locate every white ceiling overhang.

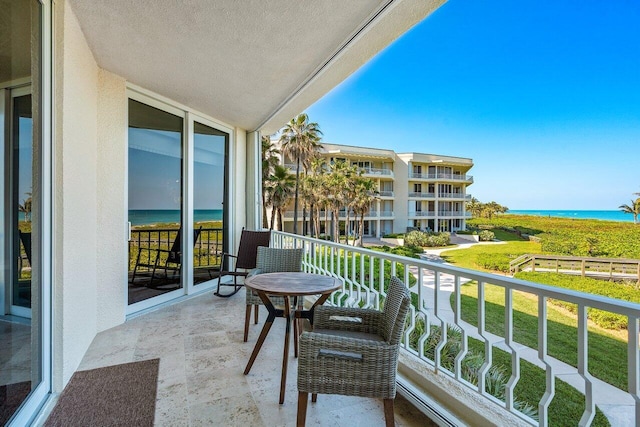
left=67, top=0, right=445, bottom=134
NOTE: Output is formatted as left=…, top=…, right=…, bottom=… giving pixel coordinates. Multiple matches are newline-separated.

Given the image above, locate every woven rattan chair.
left=296, top=276, right=411, bottom=427
left=244, top=246, right=303, bottom=342
left=215, top=228, right=271, bottom=297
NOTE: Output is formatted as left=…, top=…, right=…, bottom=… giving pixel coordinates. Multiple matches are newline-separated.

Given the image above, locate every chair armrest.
left=299, top=332, right=397, bottom=364
left=313, top=306, right=383, bottom=334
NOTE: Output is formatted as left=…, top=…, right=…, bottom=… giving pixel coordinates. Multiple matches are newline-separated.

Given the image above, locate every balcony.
left=409, top=173, right=474, bottom=183
left=408, top=211, right=435, bottom=217
left=270, top=231, right=639, bottom=426
left=360, top=167, right=394, bottom=178
left=408, top=192, right=435, bottom=199
left=379, top=210, right=394, bottom=217
left=439, top=193, right=472, bottom=200
left=378, top=191, right=394, bottom=198
left=77, top=286, right=434, bottom=426
left=70, top=231, right=638, bottom=426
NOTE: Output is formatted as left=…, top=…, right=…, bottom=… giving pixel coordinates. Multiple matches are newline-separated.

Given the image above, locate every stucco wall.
left=54, top=0, right=99, bottom=389
left=96, top=70, right=126, bottom=331
left=393, top=156, right=409, bottom=233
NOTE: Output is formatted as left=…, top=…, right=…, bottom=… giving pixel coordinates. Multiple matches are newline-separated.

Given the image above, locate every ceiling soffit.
left=67, top=0, right=445, bottom=133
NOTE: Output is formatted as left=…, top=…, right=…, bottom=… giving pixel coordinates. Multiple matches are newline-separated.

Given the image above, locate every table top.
left=245, top=272, right=342, bottom=296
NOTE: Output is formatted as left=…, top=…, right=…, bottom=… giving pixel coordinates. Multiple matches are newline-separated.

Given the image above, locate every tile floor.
left=78, top=290, right=437, bottom=426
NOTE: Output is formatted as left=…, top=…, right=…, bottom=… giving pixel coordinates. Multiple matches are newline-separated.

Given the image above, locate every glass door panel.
left=127, top=99, right=183, bottom=305
left=1, top=0, right=45, bottom=422
left=192, top=122, right=228, bottom=285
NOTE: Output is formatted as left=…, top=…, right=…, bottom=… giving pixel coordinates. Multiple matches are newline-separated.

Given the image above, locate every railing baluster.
left=504, top=287, right=520, bottom=412
left=538, top=296, right=555, bottom=427
left=477, top=281, right=491, bottom=396
left=577, top=304, right=595, bottom=426
left=454, top=275, right=467, bottom=381
left=629, top=316, right=640, bottom=426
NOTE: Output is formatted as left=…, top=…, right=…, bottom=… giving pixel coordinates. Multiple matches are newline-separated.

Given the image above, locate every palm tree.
left=279, top=113, right=322, bottom=234
left=466, top=197, right=482, bottom=218
left=261, top=136, right=280, bottom=228
left=351, top=176, right=377, bottom=246
left=265, top=165, right=295, bottom=230
left=619, top=199, right=640, bottom=224
left=18, top=192, right=33, bottom=222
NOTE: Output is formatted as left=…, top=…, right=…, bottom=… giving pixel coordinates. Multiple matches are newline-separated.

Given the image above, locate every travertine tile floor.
left=78, top=290, right=437, bottom=426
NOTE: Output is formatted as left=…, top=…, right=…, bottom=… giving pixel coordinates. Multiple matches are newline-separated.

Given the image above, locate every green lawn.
left=441, top=230, right=542, bottom=272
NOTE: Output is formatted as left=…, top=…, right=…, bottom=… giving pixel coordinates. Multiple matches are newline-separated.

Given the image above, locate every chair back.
left=235, top=229, right=272, bottom=270
left=19, top=230, right=32, bottom=265
left=167, top=227, right=202, bottom=263
left=380, top=276, right=411, bottom=345
left=255, top=247, right=303, bottom=273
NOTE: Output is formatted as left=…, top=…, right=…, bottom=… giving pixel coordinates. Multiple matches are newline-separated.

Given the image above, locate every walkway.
left=413, top=245, right=635, bottom=426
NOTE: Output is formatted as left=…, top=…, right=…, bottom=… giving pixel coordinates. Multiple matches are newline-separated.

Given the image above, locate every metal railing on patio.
left=271, top=230, right=640, bottom=427
left=128, top=227, right=223, bottom=275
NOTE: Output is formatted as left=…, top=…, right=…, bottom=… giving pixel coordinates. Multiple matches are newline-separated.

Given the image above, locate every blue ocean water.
left=507, top=210, right=634, bottom=223
left=128, top=209, right=223, bottom=226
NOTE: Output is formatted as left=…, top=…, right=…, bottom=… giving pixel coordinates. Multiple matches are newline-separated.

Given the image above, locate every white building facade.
left=281, top=143, right=474, bottom=236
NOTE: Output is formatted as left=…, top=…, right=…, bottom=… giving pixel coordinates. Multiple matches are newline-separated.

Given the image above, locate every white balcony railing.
left=360, top=167, right=394, bottom=177
left=409, top=172, right=474, bottom=182
left=379, top=210, right=394, bottom=217
left=408, top=192, right=435, bottom=198
left=439, top=193, right=472, bottom=199
left=271, top=231, right=640, bottom=427
left=378, top=191, right=394, bottom=197
left=408, top=211, right=435, bottom=217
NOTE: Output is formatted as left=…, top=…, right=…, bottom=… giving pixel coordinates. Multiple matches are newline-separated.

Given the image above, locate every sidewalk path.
left=412, top=245, right=634, bottom=426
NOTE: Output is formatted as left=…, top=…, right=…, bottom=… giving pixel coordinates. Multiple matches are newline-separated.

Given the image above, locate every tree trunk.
left=293, top=158, right=301, bottom=234
left=359, top=215, right=365, bottom=247
left=270, top=206, right=276, bottom=230
left=302, top=206, right=307, bottom=235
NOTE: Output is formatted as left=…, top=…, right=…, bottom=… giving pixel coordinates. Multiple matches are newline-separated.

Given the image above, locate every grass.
left=440, top=232, right=542, bottom=272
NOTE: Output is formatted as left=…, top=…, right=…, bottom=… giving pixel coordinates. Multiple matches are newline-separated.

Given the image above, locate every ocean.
left=506, top=210, right=634, bottom=223
left=128, top=209, right=223, bottom=226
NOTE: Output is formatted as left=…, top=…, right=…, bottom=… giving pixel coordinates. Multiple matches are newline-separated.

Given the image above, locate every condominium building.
left=279, top=143, right=473, bottom=237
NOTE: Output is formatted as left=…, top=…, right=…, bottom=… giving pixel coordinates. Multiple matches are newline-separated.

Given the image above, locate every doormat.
left=0, top=380, right=31, bottom=425
left=45, top=359, right=160, bottom=427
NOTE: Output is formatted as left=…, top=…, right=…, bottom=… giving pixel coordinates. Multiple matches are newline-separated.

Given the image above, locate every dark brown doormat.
left=0, top=381, right=32, bottom=425
left=44, top=359, right=160, bottom=427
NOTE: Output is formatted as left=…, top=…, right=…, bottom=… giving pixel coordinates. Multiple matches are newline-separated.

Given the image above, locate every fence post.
left=581, top=260, right=586, bottom=277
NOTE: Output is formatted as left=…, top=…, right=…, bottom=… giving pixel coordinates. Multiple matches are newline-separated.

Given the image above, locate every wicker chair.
left=244, top=246, right=303, bottom=342
left=296, top=276, right=411, bottom=427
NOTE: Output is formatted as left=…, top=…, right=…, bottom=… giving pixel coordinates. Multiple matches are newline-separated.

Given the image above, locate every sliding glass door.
left=193, top=121, right=228, bottom=286
left=127, top=95, right=230, bottom=311
left=1, top=1, right=51, bottom=424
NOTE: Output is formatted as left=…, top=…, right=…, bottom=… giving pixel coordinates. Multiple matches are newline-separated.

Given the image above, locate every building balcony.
left=360, top=167, right=394, bottom=178
left=408, top=192, right=435, bottom=199
left=408, top=172, right=473, bottom=183
left=408, top=211, right=435, bottom=217
left=438, top=193, right=472, bottom=200
left=378, top=191, right=394, bottom=198
left=379, top=210, right=394, bottom=217
left=52, top=231, right=639, bottom=427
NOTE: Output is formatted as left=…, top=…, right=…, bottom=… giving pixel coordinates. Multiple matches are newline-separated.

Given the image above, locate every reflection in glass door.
left=193, top=122, right=228, bottom=285
left=127, top=99, right=184, bottom=305
left=1, top=0, right=46, bottom=422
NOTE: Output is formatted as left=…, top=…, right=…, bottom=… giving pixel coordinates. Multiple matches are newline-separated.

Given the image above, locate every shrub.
left=476, top=253, right=511, bottom=272
left=478, top=230, right=495, bottom=241
left=404, top=230, right=451, bottom=248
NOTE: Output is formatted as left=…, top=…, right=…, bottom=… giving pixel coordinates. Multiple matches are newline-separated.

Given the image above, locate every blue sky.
left=306, top=0, right=640, bottom=210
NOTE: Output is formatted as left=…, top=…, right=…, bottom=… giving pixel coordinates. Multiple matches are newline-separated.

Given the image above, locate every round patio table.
left=243, top=272, right=342, bottom=404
